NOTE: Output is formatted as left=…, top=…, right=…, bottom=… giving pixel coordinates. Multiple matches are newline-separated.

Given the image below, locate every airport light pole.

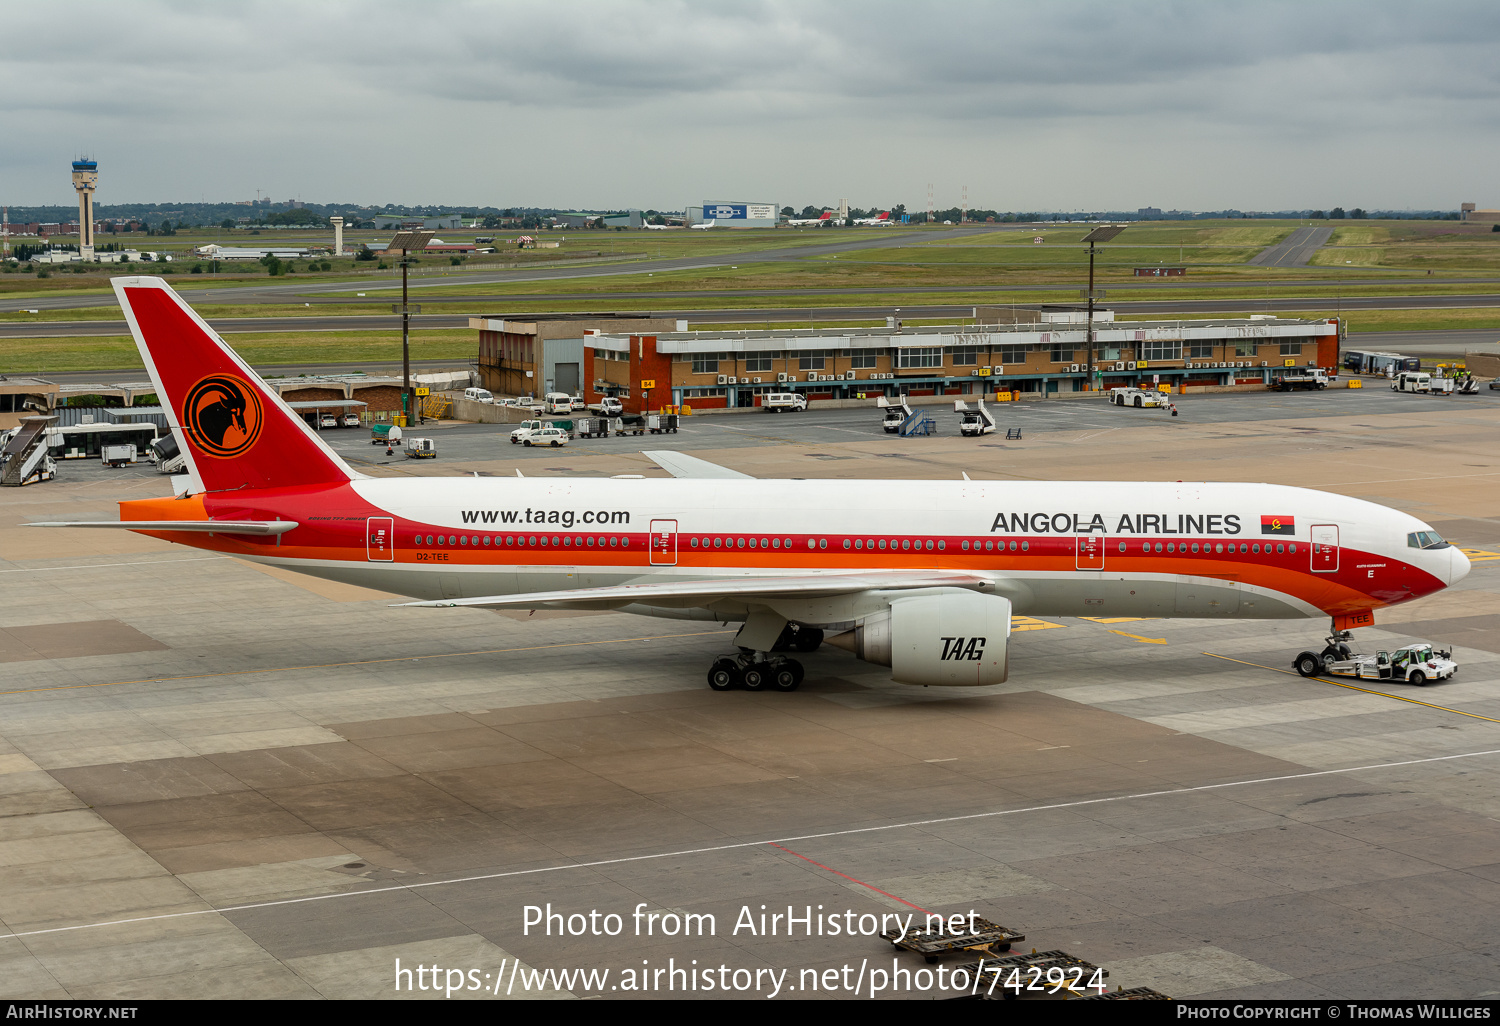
left=1080, top=225, right=1125, bottom=391
left=388, top=231, right=434, bottom=427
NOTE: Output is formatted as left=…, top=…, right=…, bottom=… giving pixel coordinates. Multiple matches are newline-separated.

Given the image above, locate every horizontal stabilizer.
left=642, top=450, right=753, bottom=479
left=400, top=569, right=991, bottom=610
left=26, top=520, right=298, bottom=536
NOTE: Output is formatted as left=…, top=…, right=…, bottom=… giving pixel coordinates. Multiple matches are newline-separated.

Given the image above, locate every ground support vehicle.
left=102, top=444, right=136, bottom=468
left=761, top=392, right=807, bottom=413
left=647, top=413, right=679, bottom=434
left=510, top=420, right=568, bottom=444
left=1294, top=633, right=1456, bottom=686
left=877, top=394, right=911, bottom=432
left=523, top=427, right=569, bottom=448
left=543, top=392, right=573, bottom=414
left=1274, top=369, right=1330, bottom=391
left=1110, top=387, right=1170, bottom=409
left=1456, top=376, right=1480, bottom=395
left=882, top=918, right=1024, bottom=964
left=574, top=417, right=610, bottom=439
left=463, top=387, right=494, bottom=404
left=587, top=398, right=624, bottom=416
left=403, top=438, right=436, bottom=459
left=1392, top=371, right=1432, bottom=393
left=510, top=420, right=544, bottom=444
left=954, top=397, right=996, bottom=437
left=618, top=415, right=646, bottom=436
left=370, top=424, right=395, bottom=446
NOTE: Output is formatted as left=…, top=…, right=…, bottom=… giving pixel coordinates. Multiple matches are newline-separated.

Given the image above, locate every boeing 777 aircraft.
left=30, top=278, right=1470, bottom=692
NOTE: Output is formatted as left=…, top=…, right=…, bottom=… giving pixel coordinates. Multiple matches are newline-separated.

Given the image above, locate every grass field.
left=0, top=329, right=475, bottom=374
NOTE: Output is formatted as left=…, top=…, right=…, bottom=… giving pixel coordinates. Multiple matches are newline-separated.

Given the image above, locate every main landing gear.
left=705, top=623, right=823, bottom=692
left=707, top=653, right=803, bottom=692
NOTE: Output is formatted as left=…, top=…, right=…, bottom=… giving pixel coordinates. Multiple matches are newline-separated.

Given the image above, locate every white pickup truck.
left=588, top=397, right=624, bottom=416
left=510, top=419, right=548, bottom=444
left=762, top=393, right=807, bottom=413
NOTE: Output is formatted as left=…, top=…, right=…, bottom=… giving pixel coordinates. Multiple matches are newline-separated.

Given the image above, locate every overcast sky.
left=3, top=1, right=1496, bottom=211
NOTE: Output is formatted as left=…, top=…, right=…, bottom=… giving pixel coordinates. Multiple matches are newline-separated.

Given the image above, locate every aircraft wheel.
left=741, top=665, right=767, bottom=691
left=707, top=659, right=739, bottom=691
left=1319, top=646, right=1343, bottom=669
left=788, top=659, right=805, bottom=687
left=1408, top=670, right=1427, bottom=687
left=1294, top=652, right=1322, bottom=678
left=771, top=664, right=799, bottom=691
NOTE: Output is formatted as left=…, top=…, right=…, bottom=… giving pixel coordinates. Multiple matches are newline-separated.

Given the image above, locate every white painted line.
left=2, top=745, right=1496, bottom=942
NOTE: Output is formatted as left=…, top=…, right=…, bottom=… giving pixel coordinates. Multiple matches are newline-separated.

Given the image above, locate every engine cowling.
left=831, top=589, right=1011, bottom=686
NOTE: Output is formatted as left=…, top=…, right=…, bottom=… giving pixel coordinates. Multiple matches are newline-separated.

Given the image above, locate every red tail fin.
left=114, top=276, right=357, bottom=493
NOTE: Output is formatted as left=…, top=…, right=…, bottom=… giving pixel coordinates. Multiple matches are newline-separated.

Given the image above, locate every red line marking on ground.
left=767, top=842, right=930, bottom=914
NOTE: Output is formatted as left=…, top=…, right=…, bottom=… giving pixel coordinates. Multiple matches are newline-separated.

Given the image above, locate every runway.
left=3, top=391, right=1499, bottom=998
left=1249, top=226, right=1335, bottom=267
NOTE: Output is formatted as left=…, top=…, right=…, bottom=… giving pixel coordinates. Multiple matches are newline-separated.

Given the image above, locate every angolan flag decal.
left=1261, top=515, right=1295, bottom=535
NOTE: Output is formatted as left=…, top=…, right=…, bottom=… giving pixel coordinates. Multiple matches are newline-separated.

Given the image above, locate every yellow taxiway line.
left=1204, top=651, right=1500, bottom=725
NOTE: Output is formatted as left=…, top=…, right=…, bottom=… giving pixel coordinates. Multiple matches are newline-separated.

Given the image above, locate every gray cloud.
left=1, top=1, right=1496, bottom=209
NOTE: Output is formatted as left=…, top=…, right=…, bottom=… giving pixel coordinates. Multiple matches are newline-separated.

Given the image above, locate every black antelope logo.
left=183, top=374, right=263, bottom=457
left=940, top=637, right=986, bottom=661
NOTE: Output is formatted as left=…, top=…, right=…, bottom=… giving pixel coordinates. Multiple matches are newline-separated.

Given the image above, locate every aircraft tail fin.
left=113, top=276, right=360, bottom=493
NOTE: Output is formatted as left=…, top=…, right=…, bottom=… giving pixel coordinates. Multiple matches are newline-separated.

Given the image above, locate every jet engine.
left=828, top=589, right=1011, bottom=686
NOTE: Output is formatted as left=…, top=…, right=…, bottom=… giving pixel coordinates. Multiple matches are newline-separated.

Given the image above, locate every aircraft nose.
left=1450, top=546, right=1472, bottom=585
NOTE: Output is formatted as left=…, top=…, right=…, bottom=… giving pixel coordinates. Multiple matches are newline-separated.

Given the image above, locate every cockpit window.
left=1407, top=531, right=1450, bottom=550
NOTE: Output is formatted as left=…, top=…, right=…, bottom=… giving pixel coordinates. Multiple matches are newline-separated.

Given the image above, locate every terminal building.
left=470, top=314, right=686, bottom=397
left=567, top=312, right=1340, bottom=412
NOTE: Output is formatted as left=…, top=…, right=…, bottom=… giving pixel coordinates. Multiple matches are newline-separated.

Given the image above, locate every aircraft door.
left=1311, top=524, right=1339, bottom=572
left=366, top=517, right=394, bottom=561
left=650, top=519, right=678, bottom=566
left=1075, top=534, right=1105, bottom=570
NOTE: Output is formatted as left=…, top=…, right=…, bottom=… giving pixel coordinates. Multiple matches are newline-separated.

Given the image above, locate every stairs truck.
left=0, top=415, right=58, bottom=487
left=877, top=394, right=912, bottom=433
left=953, top=397, right=996, bottom=436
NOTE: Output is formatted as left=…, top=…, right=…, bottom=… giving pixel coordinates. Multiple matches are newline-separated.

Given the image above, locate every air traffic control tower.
left=71, top=159, right=98, bottom=260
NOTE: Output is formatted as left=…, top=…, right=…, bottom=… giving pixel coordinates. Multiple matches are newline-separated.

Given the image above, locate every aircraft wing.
left=400, top=569, right=992, bottom=610
left=26, top=519, right=298, bottom=535
left=642, top=450, right=753, bottom=479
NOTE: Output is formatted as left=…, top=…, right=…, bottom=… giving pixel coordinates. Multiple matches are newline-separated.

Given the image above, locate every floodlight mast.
left=388, top=230, right=434, bottom=426
left=1081, top=225, right=1125, bottom=391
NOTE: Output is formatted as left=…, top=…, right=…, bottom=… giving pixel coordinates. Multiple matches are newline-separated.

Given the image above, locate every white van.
left=464, top=387, right=495, bottom=404
left=762, top=393, right=808, bottom=413
left=1392, top=371, right=1431, bottom=394
left=544, top=392, right=573, bottom=414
